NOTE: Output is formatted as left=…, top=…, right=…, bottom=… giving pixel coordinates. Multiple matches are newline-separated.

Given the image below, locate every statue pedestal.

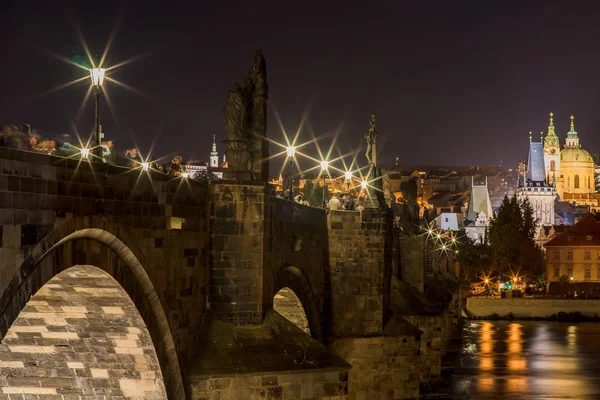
left=363, top=189, right=380, bottom=209
left=224, top=139, right=252, bottom=180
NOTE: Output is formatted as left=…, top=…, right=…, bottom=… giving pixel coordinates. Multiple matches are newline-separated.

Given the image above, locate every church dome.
left=561, top=147, right=594, bottom=163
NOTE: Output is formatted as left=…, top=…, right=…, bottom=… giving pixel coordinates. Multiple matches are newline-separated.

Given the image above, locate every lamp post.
left=286, top=146, right=296, bottom=201
left=321, top=161, right=329, bottom=208
left=345, top=171, right=352, bottom=192
left=90, top=67, right=106, bottom=161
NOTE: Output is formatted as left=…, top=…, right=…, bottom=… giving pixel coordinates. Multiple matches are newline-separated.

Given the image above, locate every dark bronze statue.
left=223, top=83, right=246, bottom=141
left=365, top=113, right=378, bottom=165
left=223, top=49, right=269, bottom=181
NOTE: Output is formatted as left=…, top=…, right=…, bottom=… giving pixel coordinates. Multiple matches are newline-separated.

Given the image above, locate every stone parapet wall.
left=467, top=298, right=600, bottom=317
left=328, top=335, right=420, bottom=400
left=326, top=209, right=392, bottom=337
left=189, top=370, right=348, bottom=400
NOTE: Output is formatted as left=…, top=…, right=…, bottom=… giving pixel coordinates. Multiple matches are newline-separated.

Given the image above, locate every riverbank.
left=466, top=297, right=600, bottom=319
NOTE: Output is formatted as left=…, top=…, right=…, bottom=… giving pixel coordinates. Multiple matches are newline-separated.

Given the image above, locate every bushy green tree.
left=456, top=232, right=492, bottom=281
left=488, top=195, right=543, bottom=279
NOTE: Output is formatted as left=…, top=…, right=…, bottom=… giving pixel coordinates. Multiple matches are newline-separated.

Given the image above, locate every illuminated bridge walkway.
left=0, top=266, right=166, bottom=399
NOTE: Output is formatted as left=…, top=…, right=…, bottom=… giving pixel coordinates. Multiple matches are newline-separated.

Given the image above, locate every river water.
left=451, top=320, right=600, bottom=399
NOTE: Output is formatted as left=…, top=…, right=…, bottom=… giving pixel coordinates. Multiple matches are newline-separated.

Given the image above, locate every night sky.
left=2, top=1, right=600, bottom=173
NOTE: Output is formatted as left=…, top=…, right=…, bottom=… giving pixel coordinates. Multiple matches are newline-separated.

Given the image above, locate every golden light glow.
left=320, top=160, right=329, bottom=171
left=361, top=180, right=368, bottom=189
left=345, top=171, right=352, bottom=181
left=182, top=172, right=189, bottom=179
left=141, top=162, right=149, bottom=171
left=80, top=148, right=90, bottom=159
left=90, top=68, right=106, bottom=86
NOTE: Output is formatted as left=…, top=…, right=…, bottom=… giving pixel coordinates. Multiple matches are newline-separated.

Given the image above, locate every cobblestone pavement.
left=0, top=265, right=167, bottom=399
left=273, top=288, right=310, bottom=335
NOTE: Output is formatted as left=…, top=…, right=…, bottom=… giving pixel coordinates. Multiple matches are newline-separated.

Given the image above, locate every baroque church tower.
left=543, top=112, right=560, bottom=185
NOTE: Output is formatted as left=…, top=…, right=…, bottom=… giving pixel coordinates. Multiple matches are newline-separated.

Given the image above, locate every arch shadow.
left=0, top=228, right=185, bottom=400
left=273, top=265, right=323, bottom=342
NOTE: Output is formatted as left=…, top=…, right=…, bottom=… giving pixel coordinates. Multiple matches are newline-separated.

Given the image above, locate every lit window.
left=567, top=250, right=573, bottom=260
left=567, top=267, right=573, bottom=277
left=554, top=267, right=560, bottom=277
left=553, top=250, right=560, bottom=260
left=585, top=250, right=591, bottom=260
left=585, top=267, right=591, bottom=278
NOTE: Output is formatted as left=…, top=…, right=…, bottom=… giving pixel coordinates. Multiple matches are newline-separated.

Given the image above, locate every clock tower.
left=543, top=112, right=560, bottom=184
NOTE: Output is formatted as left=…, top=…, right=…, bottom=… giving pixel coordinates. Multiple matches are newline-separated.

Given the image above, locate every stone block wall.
left=328, top=335, right=420, bottom=400
left=398, top=235, right=425, bottom=293
left=208, top=182, right=267, bottom=325
left=0, top=148, right=210, bottom=370
left=326, top=209, right=392, bottom=337
left=405, top=315, right=444, bottom=380
left=262, top=198, right=327, bottom=318
left=466, top=298, right=600, bottom=318
left=190, top=371, right=348, bottom=400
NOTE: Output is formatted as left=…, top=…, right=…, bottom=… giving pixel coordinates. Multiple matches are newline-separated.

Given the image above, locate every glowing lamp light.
left=570, top=276, right=574, bottom=281
left=90, top=68, right=106, bottom=86
left=80, top=148, right=90, bottom=159
left=182, top=172, right=189, bottom=178
left=485, top=279, right=489, bottom=284
left=442, top=245, right=447, bottom=250
left=320, top=160, right=329, bottom=171
left=286, top=145, right=296, bottom=158
left=345, top=171, right=352, bottom=181
left=361, top=180, right=368, bottom=189
left=427, top=229, right=433, bottom=234
left=436, top=234, right=441, bottom=239
left=452, top=238, right=456, bottom=243
left=141, top=162, right=149, bottom=171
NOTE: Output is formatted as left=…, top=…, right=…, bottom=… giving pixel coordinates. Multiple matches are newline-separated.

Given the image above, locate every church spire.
left=565, top=114, right=580, bottom=148
left=544, top=111, right=559, bottom=149
left=210, top=134, right=219, bottom=167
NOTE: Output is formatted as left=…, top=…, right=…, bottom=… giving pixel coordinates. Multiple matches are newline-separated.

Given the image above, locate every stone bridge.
left=0, top=147, right=463, bottom=399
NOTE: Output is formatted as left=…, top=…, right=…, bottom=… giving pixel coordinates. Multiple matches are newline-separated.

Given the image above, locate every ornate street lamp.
left=90, top=67, right=106, bottom=160
left=286, top=146, right=296, bottom=201
left=345, top=171, right=352, bottom=192
left=321, top=160, right=329, bottom=208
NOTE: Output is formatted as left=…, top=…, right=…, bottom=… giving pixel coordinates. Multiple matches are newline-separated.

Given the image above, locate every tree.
left=456, top=232, right=492, bottom=281
left=488, top=194, right=544, bottom=280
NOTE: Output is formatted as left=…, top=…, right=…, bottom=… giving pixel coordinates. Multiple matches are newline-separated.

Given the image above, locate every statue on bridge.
left=364, top=113, right=378, bottom=166
left=223, top=49, right=269, bottom=181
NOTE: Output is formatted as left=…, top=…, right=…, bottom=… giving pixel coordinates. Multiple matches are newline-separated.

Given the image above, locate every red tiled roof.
left=544, top=213, right=600, bottom=247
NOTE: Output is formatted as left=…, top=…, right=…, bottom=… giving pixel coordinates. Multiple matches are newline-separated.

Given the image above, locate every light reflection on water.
left=451, top=321, right=600, bottom=399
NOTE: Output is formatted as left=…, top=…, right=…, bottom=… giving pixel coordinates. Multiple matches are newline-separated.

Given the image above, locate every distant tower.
left=543, top=112, right=561, bottom=184
left=210, top=135, right=219, bottom=168
left=517, top=133, right=557, bottom=227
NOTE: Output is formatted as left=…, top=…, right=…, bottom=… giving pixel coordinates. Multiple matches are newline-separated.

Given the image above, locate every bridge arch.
left=0, top=226, right=185, bottom=400
left=273, top=265, right=323, bottom=342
